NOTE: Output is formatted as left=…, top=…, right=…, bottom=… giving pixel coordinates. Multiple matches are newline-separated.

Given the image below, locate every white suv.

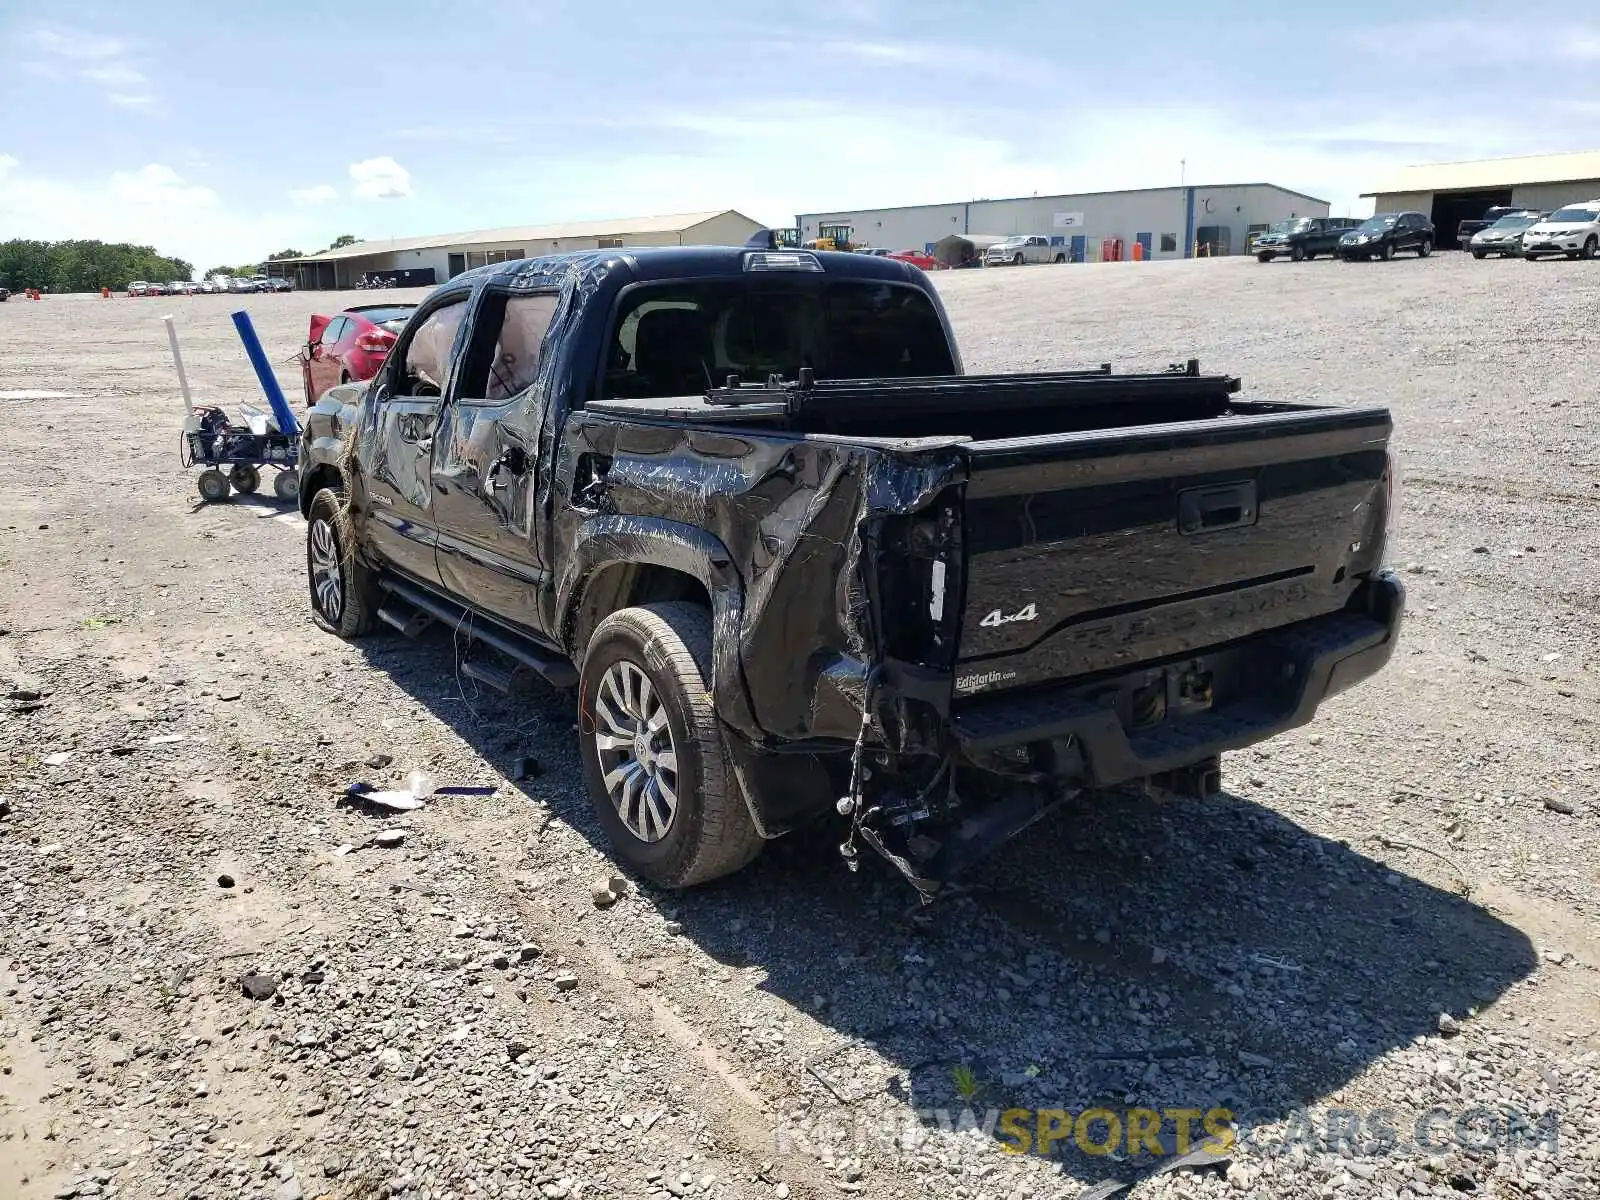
left=1520, top=202, right=1600, bottom=260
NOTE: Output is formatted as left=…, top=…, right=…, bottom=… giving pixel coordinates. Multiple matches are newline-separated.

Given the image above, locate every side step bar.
left=376, top=576, right=579, bottom=690
left=377, top=605, right=435, bottom=638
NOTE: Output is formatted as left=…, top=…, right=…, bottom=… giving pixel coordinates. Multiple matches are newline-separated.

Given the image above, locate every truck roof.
left=446, top=244, right=929, bottom=291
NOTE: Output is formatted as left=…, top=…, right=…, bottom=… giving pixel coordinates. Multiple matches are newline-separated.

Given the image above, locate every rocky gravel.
left=2, top=253, right=1597, bottom=1200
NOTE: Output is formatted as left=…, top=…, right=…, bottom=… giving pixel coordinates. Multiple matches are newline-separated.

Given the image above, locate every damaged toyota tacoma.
left=298, top=239, right=1403, bottom=898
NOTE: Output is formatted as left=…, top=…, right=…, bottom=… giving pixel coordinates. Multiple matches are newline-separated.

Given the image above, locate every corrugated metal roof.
left=286, top=210, right=750, bottom=262
left=1363, top=151, right=1600, bottom=197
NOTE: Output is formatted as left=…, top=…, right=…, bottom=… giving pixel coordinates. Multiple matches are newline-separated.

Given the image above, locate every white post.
left=162, top=314, right=194, bottom=413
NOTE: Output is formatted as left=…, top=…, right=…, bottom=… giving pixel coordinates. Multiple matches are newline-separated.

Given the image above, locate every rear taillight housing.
left=1373, top=448, right=1401, bottom=567
left=355, top=332, right=393, bottom=354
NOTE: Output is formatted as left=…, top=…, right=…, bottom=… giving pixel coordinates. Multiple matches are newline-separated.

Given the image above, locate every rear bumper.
left=949, top=570, right=1405, bottom=785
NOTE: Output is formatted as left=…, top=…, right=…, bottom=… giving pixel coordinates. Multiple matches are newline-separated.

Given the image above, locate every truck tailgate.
left=953, top=405, right=1393, bottom=697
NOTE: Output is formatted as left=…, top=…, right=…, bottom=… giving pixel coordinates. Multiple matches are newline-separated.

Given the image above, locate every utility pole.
left=1180, top=158, right=1186, bottom=187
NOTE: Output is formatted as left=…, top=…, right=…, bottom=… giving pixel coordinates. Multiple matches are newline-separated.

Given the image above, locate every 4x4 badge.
left=980, top=602, right=1037, bottom=628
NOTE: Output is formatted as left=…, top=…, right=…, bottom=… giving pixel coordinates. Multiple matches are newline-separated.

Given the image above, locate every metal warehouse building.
left=1364, top=151, right=1600, bottom=249
left=798, top=183, right=1327, bottom=262
left=276, top=209, right=764, bottom=290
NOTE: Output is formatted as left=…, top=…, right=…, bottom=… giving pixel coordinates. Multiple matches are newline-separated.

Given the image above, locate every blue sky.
left=3, top=0, right=1597, bottom=268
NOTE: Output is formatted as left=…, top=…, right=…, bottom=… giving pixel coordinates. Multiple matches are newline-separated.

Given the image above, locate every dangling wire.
left=839, top=666, right=882, bottom=868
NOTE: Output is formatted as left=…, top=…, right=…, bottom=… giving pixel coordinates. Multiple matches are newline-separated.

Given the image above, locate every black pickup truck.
left=298, top=240, right=1403, bottom=897
left=1253, top=216, right=1361, bottom=262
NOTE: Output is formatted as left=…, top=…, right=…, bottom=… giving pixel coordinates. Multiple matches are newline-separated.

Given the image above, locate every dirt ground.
left=1, top=254, right=1597, bottom=1200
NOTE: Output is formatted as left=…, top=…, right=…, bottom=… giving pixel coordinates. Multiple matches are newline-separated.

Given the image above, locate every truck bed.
left=589, top=364, right=1394, bottom=702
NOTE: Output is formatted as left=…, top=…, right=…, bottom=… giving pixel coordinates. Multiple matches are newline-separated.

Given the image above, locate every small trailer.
left=167, top=311, right=302, bottom=504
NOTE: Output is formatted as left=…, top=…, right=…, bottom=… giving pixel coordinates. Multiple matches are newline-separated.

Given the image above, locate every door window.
left=456, top=294, right=562, bottom=402
left=320, top=316, right=348, bottom=347
left=397, top=300, right=469, bottom=396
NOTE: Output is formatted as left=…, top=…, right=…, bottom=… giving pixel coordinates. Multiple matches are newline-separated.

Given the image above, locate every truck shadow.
left=355, top=633, right=1538, bottom=1193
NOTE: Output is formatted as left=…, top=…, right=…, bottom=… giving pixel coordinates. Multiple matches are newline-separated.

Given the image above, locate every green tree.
left=266, top=248, right=305, bottom=261
left=326, top=234, right=359, bottom=250
left=0, top=238, right=192, bottom=291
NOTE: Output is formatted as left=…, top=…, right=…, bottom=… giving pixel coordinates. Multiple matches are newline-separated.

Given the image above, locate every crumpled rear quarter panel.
left=558, top=412, right=961, bottom=744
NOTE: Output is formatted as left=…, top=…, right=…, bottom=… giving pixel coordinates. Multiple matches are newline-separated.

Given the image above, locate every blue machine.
left=180, top=310, right=302, bottom=505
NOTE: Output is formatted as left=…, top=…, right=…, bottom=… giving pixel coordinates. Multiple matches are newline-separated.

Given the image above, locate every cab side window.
left=455, top=294, right=562, bottom=403
left=397, top=300, right=469, bottom=397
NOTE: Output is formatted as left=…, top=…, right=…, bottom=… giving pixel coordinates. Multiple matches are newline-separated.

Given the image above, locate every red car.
left=299, top=304, right=416, bottom=403
left=888, top=249, right=939, bottom=271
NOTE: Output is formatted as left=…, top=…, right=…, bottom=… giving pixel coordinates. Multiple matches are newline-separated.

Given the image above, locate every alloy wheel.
left=308, top=517, right=343, bottom=622
left=592, top=660, right=679, bottom=843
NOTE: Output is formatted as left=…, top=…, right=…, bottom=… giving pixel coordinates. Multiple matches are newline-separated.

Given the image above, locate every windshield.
left=1358, top=215, right=1398, bottom=233
left=1548, top=207, right=1600, bottom=223
left=1488, top=215, right=1539, bottom=231
left=600, top=279, right=954, bottom=399
left=998, top=236, right=1027, bottom=246
left=1269, top=219, right=1311, bottom=234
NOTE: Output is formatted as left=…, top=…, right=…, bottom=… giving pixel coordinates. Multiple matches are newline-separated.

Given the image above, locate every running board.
left=377, top=605, right=435, bottom=639
left=376, top=576, right=579, bottom=690
left=460, top=658, right=515, bottom=694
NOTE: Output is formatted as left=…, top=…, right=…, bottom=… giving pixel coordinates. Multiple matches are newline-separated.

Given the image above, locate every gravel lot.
left=1, top=253, right=1596, bottom=1200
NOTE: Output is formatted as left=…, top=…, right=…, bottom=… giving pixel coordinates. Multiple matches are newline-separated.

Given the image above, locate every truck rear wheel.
left=579, top=602, right=763, bottom=888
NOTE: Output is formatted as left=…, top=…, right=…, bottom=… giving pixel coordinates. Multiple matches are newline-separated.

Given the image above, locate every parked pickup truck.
left=985, top=235, right=1064, bottom=265
left=298, top=239, right=1403, bottom=897
left=1254, top=216, right=1361, bottom=262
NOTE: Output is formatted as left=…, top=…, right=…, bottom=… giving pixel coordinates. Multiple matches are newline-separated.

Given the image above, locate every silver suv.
left=985, top=235, right=1060, bottom=266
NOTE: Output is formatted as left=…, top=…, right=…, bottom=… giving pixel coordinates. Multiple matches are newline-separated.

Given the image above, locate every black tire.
left=1584, top=237, right=1598, bottom=260
left=197, top=470, right=230, bottom=502
left=1472, top=251, right=1488, bottom=260
left=579, top=602, right=763, bottom=888
left=230, top=465, right=260, bottom=494
left=1378, top=242, right=1394, bottom=261
left=1011, top=253, right=1023, bottom=266
left=1525, top=253, right=1541, bottom=262
left=1053, top=253, right=1065, bottom=263
left=339, top=371, right=351, bottom=386
left=1417, top=238, right=1432, bottom=258
left=1256, top=253, right=1272, bottom=264
left=273, top=469, right=300, bottom=504
left=306, top=487, right=378, bottom=638
left=1290, top=244, right=1306, bottom=262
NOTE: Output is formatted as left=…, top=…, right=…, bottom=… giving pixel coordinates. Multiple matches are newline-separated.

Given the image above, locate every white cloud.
left=0, top=159, right=336, bottom=271
left=0, top=154, right=18, bottom=174
left=28, top=29, right=127, bottom=60
left=26, top=26, right=153, bottom=108
left=81, top=64, right=147, bottom=87
left=109, top=164, right=218, bottom=208
left=290, top=184, right=339, bottom=204
left=349, top=156, right=412, bottom=200
left=1346, top=20, right=1600, bottom=64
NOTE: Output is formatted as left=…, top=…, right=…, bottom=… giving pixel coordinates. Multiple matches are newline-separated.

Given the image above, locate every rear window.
left=348, top=305, right=417, bottom=326
left=601, top=279, right=954, bottom=399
